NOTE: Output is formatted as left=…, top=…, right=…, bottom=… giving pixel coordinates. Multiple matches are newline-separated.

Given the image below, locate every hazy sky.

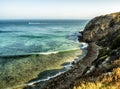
left=0, top=0, right=120, bottom=19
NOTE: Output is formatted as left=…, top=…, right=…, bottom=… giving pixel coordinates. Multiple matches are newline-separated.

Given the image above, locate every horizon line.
left=0, top=18, right=91, bottom=20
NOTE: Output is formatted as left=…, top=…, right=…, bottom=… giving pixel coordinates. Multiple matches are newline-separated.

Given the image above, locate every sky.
left=0, top=0, right=120, bottom=19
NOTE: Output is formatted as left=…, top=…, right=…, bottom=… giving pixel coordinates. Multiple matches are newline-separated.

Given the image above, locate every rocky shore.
left=24, top=42, right=99, bottom=89
left=74, top=12, right=120, bottom=89
left=24, top=12, right=120, bottom=89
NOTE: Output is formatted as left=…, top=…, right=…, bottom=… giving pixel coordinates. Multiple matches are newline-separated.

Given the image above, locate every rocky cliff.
left=24, top=12, right=120, bottom=89
left=79, top=12, right=120, bottom=42
left=76, top=12, right=120, bottom=89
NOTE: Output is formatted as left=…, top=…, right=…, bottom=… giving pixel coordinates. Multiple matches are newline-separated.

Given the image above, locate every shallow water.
left=0, top=20, right=88, bottom=89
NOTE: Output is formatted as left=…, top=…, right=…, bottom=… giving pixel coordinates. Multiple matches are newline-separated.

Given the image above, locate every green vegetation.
left=111, top=35, right=120, bottom=49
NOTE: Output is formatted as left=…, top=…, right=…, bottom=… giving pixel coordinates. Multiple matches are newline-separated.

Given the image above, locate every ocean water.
left=0, top=20, right=88, bottom=89
left=0, top=20, right=88, bottom=56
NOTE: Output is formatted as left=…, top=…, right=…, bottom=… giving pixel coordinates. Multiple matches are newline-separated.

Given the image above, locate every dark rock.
left=81, top=12, right=120, bottom=42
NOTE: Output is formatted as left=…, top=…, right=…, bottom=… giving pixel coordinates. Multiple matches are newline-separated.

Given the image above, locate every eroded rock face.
left=81, top=12, right=120, bottom=42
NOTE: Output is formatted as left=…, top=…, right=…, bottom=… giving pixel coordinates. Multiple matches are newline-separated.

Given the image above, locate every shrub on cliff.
left=111, top=35, right=120, bottom=49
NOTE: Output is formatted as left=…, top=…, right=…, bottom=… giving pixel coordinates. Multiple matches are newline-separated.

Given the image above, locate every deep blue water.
left=0, top=20, right=88, bottom=56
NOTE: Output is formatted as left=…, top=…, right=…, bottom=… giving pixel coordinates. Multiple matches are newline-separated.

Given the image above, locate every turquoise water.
left=0, top=20, right=88, bottom=89
left=0, top=20, right=88, bottom=56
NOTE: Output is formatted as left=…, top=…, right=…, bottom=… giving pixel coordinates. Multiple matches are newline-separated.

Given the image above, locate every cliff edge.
left=79, top=12, right=120, bottom=42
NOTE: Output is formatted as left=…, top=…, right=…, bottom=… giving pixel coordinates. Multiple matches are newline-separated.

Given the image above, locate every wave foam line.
left=0, top=48, right=80, bottom=58
left=29, top=48, right=80, bottom=55
left=80, top=42, right=88, bottom=49
left=27, top=57, right=75, bottom=86
left=27, top=71, right=65, bottom=86
left=6, top=71, right=66, bottom=89
left=7, top=59, right=74, bottom=89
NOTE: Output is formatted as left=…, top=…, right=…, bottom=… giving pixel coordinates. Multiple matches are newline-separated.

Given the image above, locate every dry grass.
left=74, top=67, right=120, bottom=89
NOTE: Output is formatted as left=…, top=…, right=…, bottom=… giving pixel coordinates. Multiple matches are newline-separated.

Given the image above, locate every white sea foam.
left=29, top=48, right=80, bottom=55
left=28, top=22, right=47, bottom=25
left=64, top=63, right=72, bottom=70
left=26, top=58, right=81, bottom=86
left=7, top=71, right=65, bottom=89
left=27, top=71, right=65, bottom=86
left=39, top=51, right=59, bottom=55
left=81, top=42, right=88, bottom=49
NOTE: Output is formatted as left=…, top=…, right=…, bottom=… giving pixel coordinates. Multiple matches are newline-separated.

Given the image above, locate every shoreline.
left=24, top=43, right=88, bottom=86
left=0, top=48, right=82, bottom=89
left=9, top=45, right=87, bottom=89
left=24, top=12, right=120, bottom=89
left=24, top=42, right=100, bottom=89
left=0, top=29, right=87, bottom=89
left=1, top=12, right=120, bottom=89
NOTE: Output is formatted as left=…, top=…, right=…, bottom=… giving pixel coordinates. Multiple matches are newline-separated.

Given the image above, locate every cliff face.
left=79, top=12, right=120, bottom=67
left=75, top=12, right=120, bottom=89
left=80, top=12, right=120, bottom=42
